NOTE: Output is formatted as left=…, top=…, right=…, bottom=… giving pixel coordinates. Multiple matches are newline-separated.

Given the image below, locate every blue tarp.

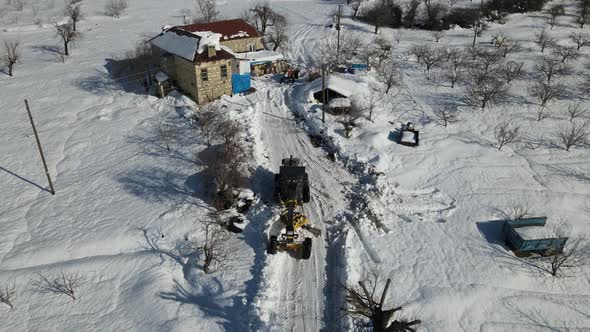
left=232, top=73, right=251, bottom=94
left=349, top=63, right=369, bottom=70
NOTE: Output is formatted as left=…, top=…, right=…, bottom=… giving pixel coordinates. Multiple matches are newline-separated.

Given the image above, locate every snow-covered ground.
left=1, top=0, right=589, bottom=331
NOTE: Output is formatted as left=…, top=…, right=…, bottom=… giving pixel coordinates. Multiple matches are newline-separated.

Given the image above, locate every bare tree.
left=104, top=0, right=128, bottom=18
left=570, top=31, right=590, bottom=50
left=499, top=38, right=520, bottom=58
left=316, top=31, right=361, bottom=66
left=431, top=31, right=444, bottom=43
left=0, top=282, right=16, bottom=309
left=500, top=201, right=533, bottom=220
left=466, top=67, right=508, bottom=109
left=197, top=216, right=232, bottom=273
left=409, top=44, right=429, bottom=63
left=491, top=32, right=509, bottom=48
left=472, top=48, right=503, bottom=71
left=250, top=1, right=285, bottom=35
left=443, top=48, right=465, bottom=88
left=194, top=0, right=219, bottom=23
left=552, top=45, right=579, bottom=63
left=393, top=30, right=402, bottom=44
left=493, top=121, right=520, bottom=150
left=265, top=19, right=288, bottom=51
left=64, top=1, right=84, bottom=31
left=343, top=270, right=421, bottom=332
left=535, top=28, right=555, bottom=53
left=351, top=85, right=383, bottom=122
left=538, top=220, right=588, bottom=277
left=534, top=57, right=570, bottom=83
left=433, top=105, right=458, bottom=127
left=545, top=4, right=565, bottom=29
left=33, top=272, right=84, bottom=301
left=202, top=120, right=249, bottom=208
left=500, top=61, right=524, bottom=84
left=157, top=121, right=176, bottom=151
left=575, top=0, right=590, bottom=28
left=566, top=103, right=587, bottom=122
left=448, top=0, right=458, bottom=8
left=373, top=35, right=392, bottom=68
left=557, top=121, right=587, bottom=151
left=54, top=23, right=79, bottom=56
left=194, top=103, right=225, bottom=146
left=529, top=79, right=564, bottom=107
left=421, top=46, right=443, bottom=78
left=376, top=58, right=401, bottom=94
left=351, top=0, right=363, bottom=19
left=2, top=39, right=20, bottom=77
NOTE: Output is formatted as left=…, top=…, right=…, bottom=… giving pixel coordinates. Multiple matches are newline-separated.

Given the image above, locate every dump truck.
left=267, top=156, right=313, bottom=259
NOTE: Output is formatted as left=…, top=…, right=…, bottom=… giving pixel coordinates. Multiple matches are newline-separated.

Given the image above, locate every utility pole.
left=472, top=0, right=484, bottom=47
left=321, top=64, right=326, bottom=123
left=24, top=100, right=55, bottom=195
left=336, top=4, right=342, bottom=64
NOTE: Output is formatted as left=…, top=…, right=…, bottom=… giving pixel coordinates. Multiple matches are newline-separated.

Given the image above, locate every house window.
left=249, top=43, right=256, bottom=52
left=201, top=68, right=208, bottom=81
left=221, top=64, right=228, bottom=79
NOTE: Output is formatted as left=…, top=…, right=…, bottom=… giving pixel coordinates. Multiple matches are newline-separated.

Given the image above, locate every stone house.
left=149, top=18, right=283, bottom=104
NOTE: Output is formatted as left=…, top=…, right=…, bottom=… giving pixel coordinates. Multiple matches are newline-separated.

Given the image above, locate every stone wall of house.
left=195, top=58, right=233, bottom=105
left=174, top=56, right=199, bottom=100
left=221, top=37, right=264, bottom=53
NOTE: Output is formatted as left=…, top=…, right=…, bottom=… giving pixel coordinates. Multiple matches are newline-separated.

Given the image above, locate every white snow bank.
left=236, top=50, right=284, bottom=63
left=401, top=131, right=416, bottom=144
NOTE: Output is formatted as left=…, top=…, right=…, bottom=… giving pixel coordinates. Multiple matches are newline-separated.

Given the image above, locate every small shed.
left=328, top=97, right=351, bottom=114
left=503, top=217, right=568, bottom=256
left=155, top=71, right=174, bottom=98
left=309, top=75, right=354, bottom=104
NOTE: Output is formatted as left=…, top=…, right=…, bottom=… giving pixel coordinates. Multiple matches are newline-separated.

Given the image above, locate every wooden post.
left=379, top=278, right=391, bottom=307
left=336, top=4, right=342, bottom=64
left=24, top=100, right=55, bottom=195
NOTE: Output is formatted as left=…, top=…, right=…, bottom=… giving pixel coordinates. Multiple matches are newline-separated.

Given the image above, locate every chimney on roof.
left=207, top=45, right=216, bottom=58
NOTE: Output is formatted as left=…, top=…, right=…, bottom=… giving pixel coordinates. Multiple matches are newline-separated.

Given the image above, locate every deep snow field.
left=1, top=0, right=589, bottom=331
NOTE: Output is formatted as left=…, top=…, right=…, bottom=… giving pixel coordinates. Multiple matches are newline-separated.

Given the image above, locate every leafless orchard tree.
left=64, top=1, right=84, bottom=31
left=499, top=38, right=520, bottom=58
left=372, top=35, right=393, bottom=68
left=529, top=79, right=564, bottom=107
left=421, top=46, right=443, bottom=78
left=499, top=201, right=533, bottom=220
left=557, top=121, right=587, bottom=151
left=534, top=220, right=589, bottom=277
left=575, top=0, right=590, bottom=28
left=33, top=272, right=84, bottom=301
left=197, top=215, right=232, bottom=273
left=566, top=103, right=587, bottom=122
left=472, top=48, right=503, bottom=72
left=194, top=0, right=219, bottom=23
left=448, top=0, right=458, bottom=8
left=466, top=66, right=508, bottom=109
left=493, top=121, right=520, bottom=150
left=570, top=31, right=590, bottom=50
left=11, top=0, right=24, bottom=11
left=394, top=30, right=402, bottom=44
left=376, top=58, right=401, bottom=94
left=536, top=106, right=551, bottom=122
left=316, top=32, right=361, bottom=66
left=433, top=105, right=458, bottom=127
left=444, top=48, right=465, bottom=88
left=534, top=57, right=570, bottom=83
left=500, top=61, right=524, bottom=84
left=409, top=44, right=429, bottom=64
left=431, top=31, right=445, bottom=43
left=491, top=32, right=509, bottom=48
left=104, top=0, right=129, bottom=18
left=194, top=103, right=225, bottom=146
left=2, top=39, right=20, bottom=76
left=552, top=44, right=579, bottom=63
left=0, top=282, right=16, bottom=310
left=535, top=28, right=555, bottom=53
left=54, top=23, right=79, bottom=56
left=157, top=121, right=176, bottom=151
left=249, top=1, right=285, bottom=35
left=343, top=270, right=421, bottom=332
left=545, top=4, right=565, bottom=29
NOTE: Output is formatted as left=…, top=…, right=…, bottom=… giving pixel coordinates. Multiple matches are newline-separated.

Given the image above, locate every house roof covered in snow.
left=179, top=19, right=261, bottom=41
left=236, top=50, right=284, bottom=64
left=150, top=28, right=234, bottom=63
left=307, top=74, right=356, bottom=100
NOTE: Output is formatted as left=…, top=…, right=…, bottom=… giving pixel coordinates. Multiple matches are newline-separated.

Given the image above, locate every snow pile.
left=191, top=31, right=222, bottom=54
left=228, top=31, right=250, bottom=39
left=237, top=50, right=284, bottom=63
left=328, top=97, right=351, bottom=109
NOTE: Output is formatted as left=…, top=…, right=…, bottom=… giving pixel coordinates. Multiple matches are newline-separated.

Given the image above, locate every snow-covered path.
left=249, top=81, right=353, bottom=331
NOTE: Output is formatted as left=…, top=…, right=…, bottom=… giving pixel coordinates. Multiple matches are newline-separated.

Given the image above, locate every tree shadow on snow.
left=116, top=166, right=210, bottom=204
left=160, top=279, right=253, bottom=331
